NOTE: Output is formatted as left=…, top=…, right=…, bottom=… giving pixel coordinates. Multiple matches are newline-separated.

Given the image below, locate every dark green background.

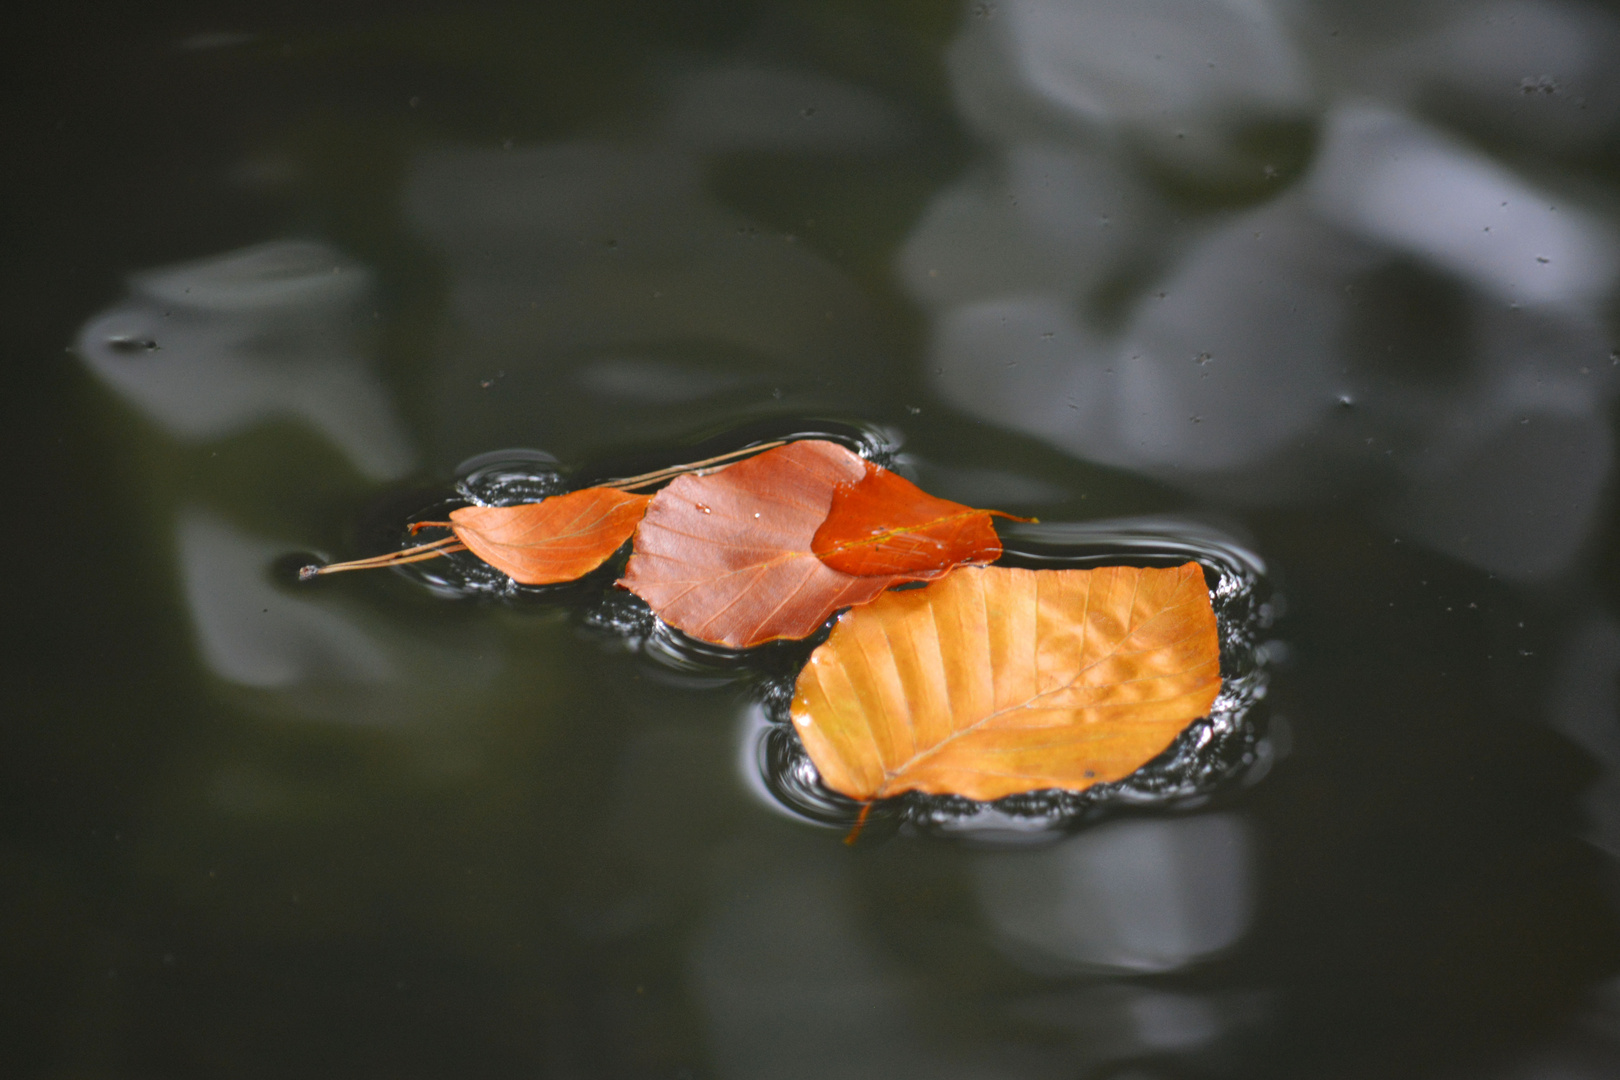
left=6, top=3, right=1620, bottom=1077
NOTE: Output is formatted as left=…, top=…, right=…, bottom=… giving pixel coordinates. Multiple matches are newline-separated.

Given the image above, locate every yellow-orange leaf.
left=448, top=488, right=651, bottom=585
left=791, top=563, right=1221, bottom=803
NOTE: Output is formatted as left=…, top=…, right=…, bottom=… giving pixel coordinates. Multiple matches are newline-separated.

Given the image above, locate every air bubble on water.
left=454, top=449, right=566, bottom=505
left=107, top=335, right=159, bottom=353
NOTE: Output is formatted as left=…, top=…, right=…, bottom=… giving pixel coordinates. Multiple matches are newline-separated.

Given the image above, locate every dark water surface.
left=9, top=1, right=1620, bottom=1076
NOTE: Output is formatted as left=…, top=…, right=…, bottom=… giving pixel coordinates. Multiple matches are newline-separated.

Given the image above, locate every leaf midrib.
left=815, top=508, right=984, bottom=559
left=872, top=578, right=1204, bottom=796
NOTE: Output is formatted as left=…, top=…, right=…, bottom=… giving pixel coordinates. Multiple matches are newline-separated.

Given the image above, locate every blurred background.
left=6, top=1, right=1620, bottom=1076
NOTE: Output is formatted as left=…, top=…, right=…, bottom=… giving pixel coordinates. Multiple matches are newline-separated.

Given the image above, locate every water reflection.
left=693, top=842, right=1009, bottom=1080
left=908, top=0, right=1620, bottom=583
left=179, top=510, right=395, bottom=690
left=1311, top=105, right=1617, bottom=311
left=42, top=3, right=1620, bottom=1076
left=76, top=241, right=416, bottom=481
left=1548, top=614, right=1620, bottom=936
left=1378, top=0, right=1620, bottom=153
left=974, top=813, right=1253, bottom=972
left=950, top=0, right=1314, bottom=188
left=403, top=63, right=901, bottom=462
left=176, top=507, right=505, bottom=742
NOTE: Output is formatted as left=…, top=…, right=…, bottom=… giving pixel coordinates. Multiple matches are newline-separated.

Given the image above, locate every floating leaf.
left=791, top=563, right=1221, bottom=803
left=811, top=459, right=1014, bottom=577
left=303, top=446, right=783, bottom=583
left=443, top=488, right=651, bottom=585
left=618, top=440, right=906, bottom=648
left=305, top=487, right=648, bottom=585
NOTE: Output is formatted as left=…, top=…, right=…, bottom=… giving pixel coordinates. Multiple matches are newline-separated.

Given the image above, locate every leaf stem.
left=601, top=440, right=787, bottom=491
left=302, top=535, right=467, bottom=578
left=842, top=801, right=874, bottom=846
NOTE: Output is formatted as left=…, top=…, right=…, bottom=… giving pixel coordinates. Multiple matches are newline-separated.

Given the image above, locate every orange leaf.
left=791, top=563, right=1221, bottom=803
left=811, top=460, right=1005, bottom=577
left=303, top=446, right=777, bottom=582
left=618, top=440, right=907, bottom=648
left=447, top=488, right=651, bottom=585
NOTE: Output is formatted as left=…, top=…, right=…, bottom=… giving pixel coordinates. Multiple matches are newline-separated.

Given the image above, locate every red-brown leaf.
left=449, top=488, right=651, bottom=585
left=618, top=440, right=907, bottom=648
left=811, top=460, right=1005, bottom=577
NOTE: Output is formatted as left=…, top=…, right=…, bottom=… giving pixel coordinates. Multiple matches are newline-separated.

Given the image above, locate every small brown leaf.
left=447, top=488, right=651, bottom=585
left=618, top=440, right=905, bottom=648
left=811, top=460, right=1007, bottom=577
left=791, top=563, right=1221, bottom=803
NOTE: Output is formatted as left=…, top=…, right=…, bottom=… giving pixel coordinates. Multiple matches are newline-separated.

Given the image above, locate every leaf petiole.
left=601, top=440, right=788, bottom=491
left=300, top=534, right=467, bottom=579
left=843, top=801, right=874, bottom=846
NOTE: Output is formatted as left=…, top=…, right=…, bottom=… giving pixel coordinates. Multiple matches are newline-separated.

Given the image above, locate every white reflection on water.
left=1376, top=0, right=1620, bottom=153
left=175, top=508, right=502, bottom=733
left=900, top=145, right=1151, bottom=309
left=1310, top=106, right=1617, bottom=312
left=693, top=819, right=1256, bottom=1077
left=75, top=241, right=416, bottom=481
left=1126, top=991, right=1220, bottom=1050
left=973, top=813, right=1253, bottom=972
left=906, top=0, right=1620, bottom=582
left=693, top=840, right=1044, bottom=1080
left=918, top=193, right=1368, bottom=488
left=952, top=0, right=1313, bottom=184
left=178, top=510, right=395, bottom=690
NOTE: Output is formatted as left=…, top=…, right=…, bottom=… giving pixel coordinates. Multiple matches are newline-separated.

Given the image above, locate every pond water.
left=9, top=1, right=1620, bottom=1076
